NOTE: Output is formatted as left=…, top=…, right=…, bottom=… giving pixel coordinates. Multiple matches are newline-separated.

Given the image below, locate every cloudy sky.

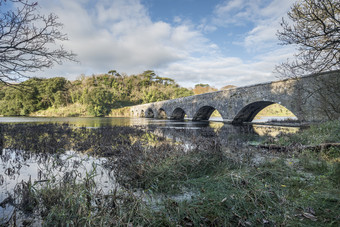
left=34, top=0, right=295, bottom=88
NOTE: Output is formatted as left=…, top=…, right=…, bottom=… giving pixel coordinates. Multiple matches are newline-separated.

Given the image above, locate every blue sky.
left=32, top=0, right=295, bottom=88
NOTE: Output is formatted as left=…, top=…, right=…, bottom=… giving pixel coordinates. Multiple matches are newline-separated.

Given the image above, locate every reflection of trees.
left=1, top=123, right=301, bottom=155
left=1, top=124, right=145, bottom=154
left=0, top=124, right=226, bottom=187
left=3, top=124, right=73, bottom=153
left=148, top=123, right=260, bottom=148
left=0, top=122, right=300, bottom=189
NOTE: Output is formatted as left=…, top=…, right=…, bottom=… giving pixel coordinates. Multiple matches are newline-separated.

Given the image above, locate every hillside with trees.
left=0, top=71, right=193, bottom=117
left=192, top=84, right=218, bottom=95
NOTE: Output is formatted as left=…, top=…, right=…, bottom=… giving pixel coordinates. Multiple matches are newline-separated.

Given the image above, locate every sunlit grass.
left=109, top=106, right=131, bottom=117
left=254, top=103, right=297, bottom=119
left=30, top=103, right=88, bottom=117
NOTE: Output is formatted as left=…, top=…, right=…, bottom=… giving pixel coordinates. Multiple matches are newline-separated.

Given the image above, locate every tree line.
left=1, top=0, right=338, bottom=118
left=0, top=71, right=193, bottom=116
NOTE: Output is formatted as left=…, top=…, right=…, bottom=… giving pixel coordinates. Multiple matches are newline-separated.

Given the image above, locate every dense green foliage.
left=0, top=71, right=193, bottom=116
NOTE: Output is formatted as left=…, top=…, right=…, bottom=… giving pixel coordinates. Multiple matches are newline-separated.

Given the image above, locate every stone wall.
left=130, top=70, right=340, bottom=124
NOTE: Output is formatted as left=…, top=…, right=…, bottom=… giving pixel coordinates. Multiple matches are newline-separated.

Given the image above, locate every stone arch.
left=193, top=106, right=220, bottom=121
left=140, top=110, right=145, bottom=117
left=157, top=108, right=167, bottom=119
left=145, top=108, right=154, bottom=118
left=170, top=107, right=186, bottom=120
left=232, top=101, right=297, bottom=124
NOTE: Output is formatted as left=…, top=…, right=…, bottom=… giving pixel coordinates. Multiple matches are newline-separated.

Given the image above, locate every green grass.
left=20, top=144, right=337, bottom=226
left=272, top=120, right=340, bottom=146
left=5, top=121, right=340, bottom=226
left=135, top=148, right=340, bottom=226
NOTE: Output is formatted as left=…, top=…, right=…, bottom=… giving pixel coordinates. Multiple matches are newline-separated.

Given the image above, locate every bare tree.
left=276, top=0, right=340, bottom=78
left=0, top=0, right=76, bottom=84
left=276, top=0, right=340, bottom=120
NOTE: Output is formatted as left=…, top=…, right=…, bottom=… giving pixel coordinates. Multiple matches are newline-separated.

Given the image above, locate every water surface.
left=0, top=116, right=300, bottom=224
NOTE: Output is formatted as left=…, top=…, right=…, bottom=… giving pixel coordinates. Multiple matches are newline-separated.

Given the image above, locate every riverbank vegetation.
left=1, top=121, right=339, bottom=226
left=0, top=71, right=296, bottom=119
left=0, top=70, right=193, bottom=117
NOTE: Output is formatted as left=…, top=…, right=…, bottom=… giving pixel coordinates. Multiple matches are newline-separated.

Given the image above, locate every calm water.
left=0, top=116, right=222, bottom=127
left=0, top=117, right=300, bottom=223
left=0, top=116, right=298, bottom=127
left=0, top=116, right=300, bottom=144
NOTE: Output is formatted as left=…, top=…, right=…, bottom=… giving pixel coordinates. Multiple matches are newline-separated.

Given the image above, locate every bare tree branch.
left=276, top=0, right=340, bottom=78
left=0, top=0, right=77, bottom=84
left=276, top=0, right=340, bottom=120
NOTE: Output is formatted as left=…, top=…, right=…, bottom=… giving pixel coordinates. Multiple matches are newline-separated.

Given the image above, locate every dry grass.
left=29, top=103, right=88, bottom=117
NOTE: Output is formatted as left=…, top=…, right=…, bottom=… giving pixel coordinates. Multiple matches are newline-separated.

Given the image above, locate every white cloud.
left=158, top=45, right=295, bottom=89
left=243, top=0, right=293, bottom=52
left=215, top=0, right=246, bottom=16
left=211, top=0, right=293, bottom=52
left=212, top=0, right=262, bottom=26
left=261, top=0, right=293, bottom=18
left=35, top=0, right=214, bottom=78
left=244, top=23, right=278, bottom=51
left=31, top=0, right=296, bottom=89
left=149, top=0, right=296, bottom=88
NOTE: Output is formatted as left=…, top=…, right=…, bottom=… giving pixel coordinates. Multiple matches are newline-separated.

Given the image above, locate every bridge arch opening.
left=170, top=108, right=186, bottom=120
left=253, top=103, right=298, bottom=123
left=209, top=109, right=223, bottom=121
left=193, top=106, right=222, bottom=121
left=157, top=108, right=167, bottom=119
left=233, top=101, right=298, bottom=124
left=145, top=108, right=154, bottom=118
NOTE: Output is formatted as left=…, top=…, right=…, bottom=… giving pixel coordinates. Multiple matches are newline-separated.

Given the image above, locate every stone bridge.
left=130, top=70, right=340, bottom=124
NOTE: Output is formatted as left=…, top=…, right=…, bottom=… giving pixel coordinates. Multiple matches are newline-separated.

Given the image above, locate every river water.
left=0, top=116, right=299, bottom=224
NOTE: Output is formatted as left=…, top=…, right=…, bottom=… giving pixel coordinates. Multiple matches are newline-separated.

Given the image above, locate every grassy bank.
left=268, top=120, right=340, bottom=147
left=29, top=103, right=89, bottom=117
left=1, top=121, right=339, bottom=226
left=109, top=107, right=131, bottom=117
left=29, top=104, right=132, bottom=118
left=11, top=143, right=339, bottom=226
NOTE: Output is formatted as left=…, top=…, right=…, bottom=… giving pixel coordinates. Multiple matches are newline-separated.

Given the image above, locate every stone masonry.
left=130, top=70, right=340, bottom=124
